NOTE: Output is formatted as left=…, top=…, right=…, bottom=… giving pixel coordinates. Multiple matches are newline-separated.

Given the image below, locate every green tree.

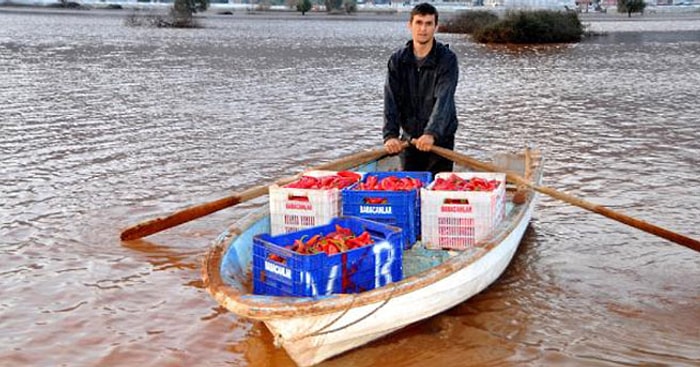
left=297, top=0, right=312, bottom=15
left=617, top=0, right=646, bottom=17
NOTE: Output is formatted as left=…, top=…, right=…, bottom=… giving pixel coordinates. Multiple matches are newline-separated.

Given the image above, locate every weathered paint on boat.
left=202, top=151, right=542, bottom=366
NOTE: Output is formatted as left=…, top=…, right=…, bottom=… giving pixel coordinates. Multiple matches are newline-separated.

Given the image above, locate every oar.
left=120, top=147, right=391, bottom=241
left=430, top=145, right=700, bottom=253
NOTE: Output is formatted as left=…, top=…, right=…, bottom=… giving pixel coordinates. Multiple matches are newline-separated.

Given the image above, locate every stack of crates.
left=341, top=171, right=432, bottom=249
left=269, top=170, right=357, bottom=235
left=252, top=216, right=403, bottom=297
left=421, top=172, right=506, bottom=250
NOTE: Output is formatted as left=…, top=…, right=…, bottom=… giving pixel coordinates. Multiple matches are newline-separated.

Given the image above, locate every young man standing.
left=383, top=2, right=459, bottom=176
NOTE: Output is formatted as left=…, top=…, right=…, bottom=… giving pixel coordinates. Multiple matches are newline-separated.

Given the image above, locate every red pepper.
left=268, top=254, right=285, bottom=263
left=380, top=176, right=395, bottom=191
left=334, top=224, right=352, bottom=236
left=337, top=171, right=362, bottom=182
left=326, top=243, right=339, bottom=255
left=365, top=176, right=378, bottom=190
left=293, top=239, right=307, bottom=254
left=357, top=231, right=372, bottom=245
left=306, top=234, right=321, bottom=246
left=365, top=197, right=387, bottom=204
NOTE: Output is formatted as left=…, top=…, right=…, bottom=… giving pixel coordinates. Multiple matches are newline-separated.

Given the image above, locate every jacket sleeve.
left=383, top=56, right=401, bottom=142
left=424, top=51, right=458, bottom=141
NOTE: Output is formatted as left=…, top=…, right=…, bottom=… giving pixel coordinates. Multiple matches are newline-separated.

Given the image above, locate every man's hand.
left=384, top=138, right=404, bottom=155
left=413, top=134, right=435, bottom=152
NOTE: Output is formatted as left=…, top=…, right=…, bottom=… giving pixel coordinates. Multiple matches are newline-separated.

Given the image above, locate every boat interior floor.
left=402, top=200, right=516, bottom=277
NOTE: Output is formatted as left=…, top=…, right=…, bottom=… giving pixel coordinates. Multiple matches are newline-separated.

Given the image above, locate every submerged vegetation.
left=125, top=0, right=208, bottom=28
left=440, top=9, right=584, bottom=44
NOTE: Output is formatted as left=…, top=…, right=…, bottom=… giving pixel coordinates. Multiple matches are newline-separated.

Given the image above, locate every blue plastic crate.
left=341, top=171, right=431, bottom=249
left=252, top=216, right=403, bottom=297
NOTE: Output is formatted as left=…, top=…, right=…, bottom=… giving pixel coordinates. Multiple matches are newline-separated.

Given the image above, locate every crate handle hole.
left=363, top=197, right=388, bottom=204
left=288, top=195, right=310, bottom=202
left=444, top=198, right=470, bottom=205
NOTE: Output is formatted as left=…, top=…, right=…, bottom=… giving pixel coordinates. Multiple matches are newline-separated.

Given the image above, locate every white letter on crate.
left=304, top=265, right=339, bottom=297
left=325, top=265, right=339, bottom=294
left=373, top=241, right=394, bottom=287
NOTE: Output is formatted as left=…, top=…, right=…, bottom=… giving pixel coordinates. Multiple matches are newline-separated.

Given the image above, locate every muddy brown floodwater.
left=1, top=7, right=699, bottom=367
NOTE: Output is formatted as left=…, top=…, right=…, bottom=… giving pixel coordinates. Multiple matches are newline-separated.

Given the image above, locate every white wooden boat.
left=202, top=149, right=543, bottom=367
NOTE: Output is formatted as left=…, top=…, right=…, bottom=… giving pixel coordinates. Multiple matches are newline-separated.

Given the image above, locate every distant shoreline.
left=2, top=4, right=411, bottom=22
left=577, top=8, right=700, bottom=21
left=2, top=3, right=700, bottom=23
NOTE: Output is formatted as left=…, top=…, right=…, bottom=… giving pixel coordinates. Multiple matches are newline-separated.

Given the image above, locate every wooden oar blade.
left=430, top=146, right=700, bottom=253
left=533, top=185, right=700, bottom=252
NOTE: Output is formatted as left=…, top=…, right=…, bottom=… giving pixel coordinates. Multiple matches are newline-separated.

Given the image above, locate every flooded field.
left=1, top=7, right=699, bottom=367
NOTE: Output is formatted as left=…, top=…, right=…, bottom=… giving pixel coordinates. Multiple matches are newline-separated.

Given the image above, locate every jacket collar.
left=400, top=39, right=439, bottom=67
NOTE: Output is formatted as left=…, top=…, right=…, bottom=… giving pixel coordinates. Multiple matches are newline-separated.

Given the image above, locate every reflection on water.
left=1, top=8, right=699, bottom=367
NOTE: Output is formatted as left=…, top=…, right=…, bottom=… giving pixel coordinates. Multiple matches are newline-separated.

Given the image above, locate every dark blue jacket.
left=383, top=39, right=459, bottom=148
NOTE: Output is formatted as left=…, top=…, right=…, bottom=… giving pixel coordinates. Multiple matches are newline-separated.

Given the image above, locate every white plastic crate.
left=421, top=172, right=506, bottom=250
left=269, top=170, right=344, bottom=235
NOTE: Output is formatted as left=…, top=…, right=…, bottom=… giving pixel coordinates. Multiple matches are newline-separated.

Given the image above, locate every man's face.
left=408, top=13, right=437, bottom=46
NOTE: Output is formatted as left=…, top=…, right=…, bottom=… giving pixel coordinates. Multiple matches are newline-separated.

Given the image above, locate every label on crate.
left=265, top=261, right=292, bottom=279
left=359, top=205, right=392, bottom=215
left=440, top=205, right=473, bottom=213
left=285, top=202, right=312, bottom=210
left=283, top=214, right=315, bottom=227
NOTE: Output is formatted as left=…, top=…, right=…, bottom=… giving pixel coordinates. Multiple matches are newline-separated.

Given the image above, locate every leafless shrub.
left=124, top=8, right=201, bottom=28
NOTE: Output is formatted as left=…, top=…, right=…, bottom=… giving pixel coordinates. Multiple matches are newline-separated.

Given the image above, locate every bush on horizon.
left=440, top=10, right=499, bottom=34
left=325, top=0, right=357, bottom=13
left=617, top=0, right=646, bottom=17
left=440, top=9, right=584, bottom=44
left=296, top=0, right=312, bottom=15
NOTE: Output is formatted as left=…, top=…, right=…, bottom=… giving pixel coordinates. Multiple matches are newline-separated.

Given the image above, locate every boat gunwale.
left=202, top=154, right=542, bottom=320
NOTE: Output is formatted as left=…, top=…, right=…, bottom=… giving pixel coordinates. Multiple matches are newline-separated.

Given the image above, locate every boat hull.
left=266, top=201, right=534, bottom=366
left=202, top=150, right=543, bottom=366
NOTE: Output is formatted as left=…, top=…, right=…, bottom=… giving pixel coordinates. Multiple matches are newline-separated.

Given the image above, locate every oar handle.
left=430, top=146, right=700, bottom=253
left=120, top=147, right=390, bottom=241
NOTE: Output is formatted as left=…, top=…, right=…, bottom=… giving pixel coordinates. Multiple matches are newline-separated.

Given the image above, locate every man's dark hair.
left=410, top=2, right=438, bottom=24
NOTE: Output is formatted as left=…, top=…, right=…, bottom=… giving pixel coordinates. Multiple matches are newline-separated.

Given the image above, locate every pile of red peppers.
left=284, top=171, right=362, bottom=190
left=356, top=175, right=423, bottom=191
left=432, top=174, right=501, bottom=192
left=268, top=224, right=374, bottom=262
